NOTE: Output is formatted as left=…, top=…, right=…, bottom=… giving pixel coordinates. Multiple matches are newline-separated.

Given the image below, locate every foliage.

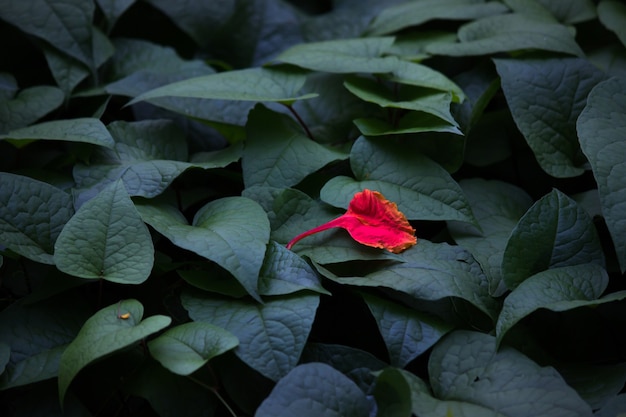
left=1, top=0, right=625, bottom=416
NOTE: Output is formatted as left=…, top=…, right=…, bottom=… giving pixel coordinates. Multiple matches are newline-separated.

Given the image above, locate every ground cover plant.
left=1, top=0, right=626, bottom=415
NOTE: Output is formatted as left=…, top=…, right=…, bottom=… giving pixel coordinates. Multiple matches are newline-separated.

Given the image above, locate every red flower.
left=287, top=189, right=417, bottom=253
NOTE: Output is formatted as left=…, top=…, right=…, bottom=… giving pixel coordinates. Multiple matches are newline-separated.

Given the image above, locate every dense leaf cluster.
left=1, top=0, right=625, bottom=416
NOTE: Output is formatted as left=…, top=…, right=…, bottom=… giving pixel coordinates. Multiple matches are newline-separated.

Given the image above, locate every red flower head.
left=287, top=189, right=417, bottom=253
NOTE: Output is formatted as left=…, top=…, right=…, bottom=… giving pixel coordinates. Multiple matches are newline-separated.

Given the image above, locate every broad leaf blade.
left=494, top=57, right=607, bottom=178
left=0, top=118, right=114, bottom=148
left=496, top=264, right=619, bottom=345
left=427, top=14, right=584, bottom=57
left=320, top=137, right=477, bottom=225
left=276, top=37, right=397, bottom=73
left=577, top=76, right=626, bottom=273
left=0, top=173, right=74, bottom=264
left=148, top=322, right=238, bottom=376
left=448, top=179, right=533, bottom=296
left=0, top=86, right=64, bottom=133
left=363, top=293, right=453, bottom=368
left=598, top=0, right=626, bottom=48
left=429, top=330, right=593, bottom=417
left=502, top=189, right=605, bottom=290
left=255, top=363, right=371, bottom=417
left=137, top=198, right=270, bottom=301
left=54, top=180, right=154, bottom=284
left=182, top=291, right=319, bottom=382
left=242, top=105, right=346, bottom=189
left=128, top=66, right=317, bottom=106
left=58, top=299, right=171, bottom=403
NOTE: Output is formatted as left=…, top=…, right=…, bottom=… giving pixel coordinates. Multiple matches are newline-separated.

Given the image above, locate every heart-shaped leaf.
left=54, top=180, right=154, bottom=284
left=148, top=321, right=238, bottom=375
left=58, top=299, right=171, bottom=403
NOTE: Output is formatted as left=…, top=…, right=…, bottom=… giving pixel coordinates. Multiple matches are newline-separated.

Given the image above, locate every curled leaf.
left=287, top=189, right=417, bottom=253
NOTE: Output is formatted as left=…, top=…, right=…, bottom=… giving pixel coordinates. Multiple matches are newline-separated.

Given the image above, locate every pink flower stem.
left=286, top=217, right=345, bottom=250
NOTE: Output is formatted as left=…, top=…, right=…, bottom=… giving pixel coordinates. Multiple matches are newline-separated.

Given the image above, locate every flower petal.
left=286, top=189, right=416, bottom=253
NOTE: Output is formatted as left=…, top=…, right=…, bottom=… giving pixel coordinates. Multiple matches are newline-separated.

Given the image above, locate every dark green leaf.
left=0, top=294, right=89, bottom=390
left=54, top=180, right=154, bottom=284
left=0, top=86, right=64, bottom=133
left=0, top=118, right=114, bottom=148
left=535, top=0, right=596, bottom=24
left=429, top=330, right=593, bottom=417
left=344, top=76, right=458, bottom=126
left=320, top=240, right=499, bottom=321
left=137, top=197, right=270, bottom=301
left=276, top=37, right=397, bottom=73
left=182, top=291, right=319, bottom=382
left=371, top=368, right=412, bottom=417
left=255, top=363, right=371, bottom=417
left=259, top=241, right=329, bottom=296
left=128, top=66, right=317, bottom=106
left=242, top=105, right=346, bottom=188
left=494, top=57, right=607, bottom=177
left=0, top=173, right=74, bottom=264
left=363, top=293, right=453, bottom=368
left=496, top=264, right=622, bottom=345
left=577, top=76, right=626, bottom=273
left=502, top=189, right=605, bottom=290
left=96, top=0, right=136, bottom=31
left=148, top=321, right=238, bottom=375
left=353, top=112, right=462, bottom=136
left=598, top=0, right=626, bottom=47
left=427, top=14, right=584, bottom=57
left=448, top=179, right=533, bottom=296
left=0, top=0, right=95, bottom=67
left=320, top=136, right=477, bottom=224
left=58, top=299, right=171, bottom=403
left=596, top=394, right=626, bottom=417
left=367, top=0, right=508, bottom=35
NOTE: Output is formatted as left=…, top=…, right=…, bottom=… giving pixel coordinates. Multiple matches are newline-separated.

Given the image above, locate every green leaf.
left=344, top=76, right=458, bottom=126
left=495, top=264, right=620, bottom=345
left=0, top=0, right=95, bottom=67
left=320, top=240, right=499, bottom=321
left=429, top=330, right=593, bottom=417
left=534, top=0, right=597, bottom=24
left=371, top=368, right=413, bottom=417
left=42, top=46, right=90, bottom=97
left=0, top=173, right=74, bottom=264
left=301, top=343, right=387, bottom=392
left=448, top=179, right=533, bottom=296
left=427, top=13, right=584, bottom=57
left=560, top=363, right=626, bottom=410
left=276, top=37, right=397, bottom=73
left=0, top=118, right=114, bottom=148
left=128, top=66, right=317, bottom=106
left=362, top=293, right=453, bottom=368
left=255, top=363, right=371, bottom=417
left=148, top=322, right=238, bottom=375
left=493, top=57, right=607, bottom=178
left=242, top=105, right=346, bottom=189
left=501, top=189, right=605, bottom=290
left=320, top=136, right=477, bottom=225
left=182, top=291, right=320, bottom=382
left=397, top=369, right=509, bottom=417
left=389, top=60, right=466, bottom=103
left=54, top=180, right=154, bottom=284
left=258, top=241, right=329, bottom=296
left=0, top=86, right=64, bottom=133
left=598, top=1, right=626, bottom=48
left=58, top=299, right=171, bottom=403
left=0, top=294, right=89, bottom=390
left=137, top=198, right=270, bottom=301
left=367, top=0, right=509, bottom=35
left=73, top=120, right=241, bottom=203
left=577, top=76, right=626, bottom=273
left=353, top=112, right=462, bottom=136
left=95, top=0, right=135, bottom=32
left=596, top=394, right=626, bottom=417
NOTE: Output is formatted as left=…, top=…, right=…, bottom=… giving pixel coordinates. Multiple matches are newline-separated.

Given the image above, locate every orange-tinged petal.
left=286, top=189, right=417, bottom=253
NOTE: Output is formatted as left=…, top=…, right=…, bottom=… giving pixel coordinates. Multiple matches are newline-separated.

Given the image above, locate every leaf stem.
left=188, top=376, right=238, bottom=417
left=286, top=217, right=344, bottom=250
left=284, top=104, right=315, bottom=141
